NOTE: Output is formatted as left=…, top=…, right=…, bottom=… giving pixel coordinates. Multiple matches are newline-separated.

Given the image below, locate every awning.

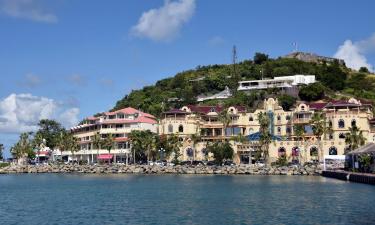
left=347, top=143, right=375, bottom=155
left=246, top=132, right=282, bottom=141
left=97, top=154, right=113, bottom=160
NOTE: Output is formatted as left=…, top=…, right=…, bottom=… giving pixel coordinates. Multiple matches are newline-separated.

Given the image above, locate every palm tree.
left=345, top=125, right=366, bottom=153
left=294, top=124, right=305, bottom=163
left=0, top=143, right=4, bottom=161
left=167, top=133, right=182, bottom=164
left=129, top=130, right=144, bottom=163
left=102, top=134, right=114, bottom=164
left=190, top=133, right=201, bottom=161
left=311, top=112, right=325, bottom=161
left=68, top=135, right=80, bottom=162
left=32, top=132, right=44, bottom=164
left=11, top=133, right=33, bottom=165
left=57, top=131, right=68, bottom=162
left=258, top=112, right=272, bottom=164
left=92, top=132, right=102, bottom=163
left=219, top=108, right=231, bottom=139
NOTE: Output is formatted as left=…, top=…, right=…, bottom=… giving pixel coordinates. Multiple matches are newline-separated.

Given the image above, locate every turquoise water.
left=0, top=175, right=374, bottom=225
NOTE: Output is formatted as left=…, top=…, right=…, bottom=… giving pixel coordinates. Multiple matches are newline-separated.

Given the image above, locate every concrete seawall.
left=322, top=170, right=375, bottom=185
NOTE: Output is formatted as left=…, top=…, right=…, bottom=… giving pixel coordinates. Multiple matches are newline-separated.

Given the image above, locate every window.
left=286, top=115, right=291, bottom=121
left=339, top=133, right=345, bottom=139
left=286, top=127, right=292, bottom=134
left=301, top=106, right=305, bottom=111
left=277, top=127, right=281, bottom=133
left=278, top=147, right=286, bottom=156
left=178, top=125, right=184, bottom=133
left=351, top=119, right=356, bottom=127
left=277, top=115, right=281, bottom=121
left=186, top=148, right=194, bottom=157
left=329, top=134, right=334, bottom=140
left=168, top=124, right=173, bottom=133
left=373, top=135, right=375, bottom=142
left=249, top=116, right=254, bottom=122
left=329, top=146, right=337, bottom=155
left=310, top=147, right=318, bottom=156
left=338, top=119, right=345, bottom=128
left=210, top=107, right=216, bottom=113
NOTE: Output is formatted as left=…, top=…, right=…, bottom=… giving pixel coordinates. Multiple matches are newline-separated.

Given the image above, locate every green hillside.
left=113, top=53, right=375, bottom=118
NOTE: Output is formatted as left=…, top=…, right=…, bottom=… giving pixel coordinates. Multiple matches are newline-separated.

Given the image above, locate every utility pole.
left=232, top=45, right=237, bottom=78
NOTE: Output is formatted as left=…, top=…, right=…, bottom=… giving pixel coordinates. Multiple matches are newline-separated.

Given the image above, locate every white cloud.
left=131, top=0, right=196, bottom=41
left=334, top=34, right=375, bottom=71
left=0, top=0, right=57, bottom=23
left=0, top=93, right=79, bottom=134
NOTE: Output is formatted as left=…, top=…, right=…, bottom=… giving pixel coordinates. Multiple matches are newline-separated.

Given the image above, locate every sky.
left=0, top=0, right=375, bottom=156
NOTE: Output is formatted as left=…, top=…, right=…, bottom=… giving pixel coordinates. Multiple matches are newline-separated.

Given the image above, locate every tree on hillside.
left=298, top=82, right=325, bottom=101
left=278, top=94, right=296, bottom=111
left=254, top=52, right=269, bottom=65
left=318, top=62, right=347, bottom=91
left=36, top=119, right=64, bottom=150
left=359, top=67, right=369, bottom=73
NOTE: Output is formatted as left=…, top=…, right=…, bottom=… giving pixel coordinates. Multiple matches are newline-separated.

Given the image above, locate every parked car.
left=255, top=160, right=265, bottom=167
left=192, top=160, right=204, bottom=166
left=205, top=161, right=218, bottom=166
left=223, top=160, right=236, bottom=166
left=180, top=161, right=192, bottom=166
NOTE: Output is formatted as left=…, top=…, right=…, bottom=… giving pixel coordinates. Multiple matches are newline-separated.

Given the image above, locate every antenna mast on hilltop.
left=232, top=45, right=237, bottom=78
left=293, top=42, right=298, bottom=52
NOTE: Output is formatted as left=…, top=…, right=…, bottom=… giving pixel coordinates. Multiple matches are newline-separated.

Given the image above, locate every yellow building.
left=160, top=98, right=374, bottom=164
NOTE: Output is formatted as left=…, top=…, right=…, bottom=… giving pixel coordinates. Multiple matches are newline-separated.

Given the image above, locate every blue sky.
left=0, top=0, right=375, bottom=155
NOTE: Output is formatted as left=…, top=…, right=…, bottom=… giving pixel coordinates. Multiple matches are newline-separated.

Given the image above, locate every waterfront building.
left=66, top=107, right=158, bottom=163
left=160, top=98, right=374, bottom=164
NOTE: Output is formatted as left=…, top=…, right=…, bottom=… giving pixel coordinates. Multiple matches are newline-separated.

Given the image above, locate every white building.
left=237, top=75, right=315, bottom=91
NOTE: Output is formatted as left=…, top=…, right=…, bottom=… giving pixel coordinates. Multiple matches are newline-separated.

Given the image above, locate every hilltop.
left=113, top=52, right=375, bottom=118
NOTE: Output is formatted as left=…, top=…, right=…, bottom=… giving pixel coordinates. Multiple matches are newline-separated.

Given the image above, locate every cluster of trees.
left=113, top=51, right=374, bottom=118
left=0, top=144, right=4, bottom=161
left=9, top=119, right=81, bottom=164
left=128, top=130, right=182, bottom=163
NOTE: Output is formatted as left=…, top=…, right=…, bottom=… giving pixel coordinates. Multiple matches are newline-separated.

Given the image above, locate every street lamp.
left=159, top=148, right=165, bottom=162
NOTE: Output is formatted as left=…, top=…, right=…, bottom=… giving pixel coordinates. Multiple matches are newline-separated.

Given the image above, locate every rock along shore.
left=0, top=164, right=322, bottom=175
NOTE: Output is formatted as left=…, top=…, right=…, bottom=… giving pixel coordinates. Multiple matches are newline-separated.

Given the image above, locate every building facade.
left=160, top=98, right=374, bottom=164
left=67, top=107, right=158, bottom=163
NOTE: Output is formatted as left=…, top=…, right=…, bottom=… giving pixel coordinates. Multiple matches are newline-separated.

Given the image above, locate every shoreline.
left=0, top=164, right=322, bottom=175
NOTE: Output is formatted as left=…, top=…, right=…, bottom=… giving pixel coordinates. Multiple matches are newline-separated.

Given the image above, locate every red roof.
left=114, top=137, right=129, bottom=142
left=308, top=102, right=327, bottom=110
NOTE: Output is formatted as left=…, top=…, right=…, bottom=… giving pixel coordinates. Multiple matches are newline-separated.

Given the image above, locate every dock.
left=322, top=170, right=375, bottom=185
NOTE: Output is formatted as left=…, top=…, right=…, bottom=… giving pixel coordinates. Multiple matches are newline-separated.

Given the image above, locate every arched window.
left=329, top=133, right=334, bottom=140
left=339, top=133, right=345, bottom=139
left=277, top=115, right=281, bottom=121
left=178, top=125, right=184, bottom=133
left=373, top=135, right=375, bottom=142
left=277, top=127, right=281, bottom=133
left=310, top=146, right=318, bottom=156
left=286, top=115, right=291, bottom=121
left=351, top=119, right=356, bottom=127
left=338, top=119, right=345, bottom=128
left=186, top=148, right=193, bottom=157
left=249, top=116, right=253, bottom=122
left=328, top=120, right=333, bottom=127
left=278, top=147, right=286, bottom=156
left=292, top=147, right=299, bottom=156
left=210, top=107, right=216, bottom=113
left=168, top=124, right=173, bottom=133
left=301, top=106, right=305, bottom=111
left=329, top=146, right=337, bottom=155
left=249, top=128, right=254, bottom=134
left=178, top=137, right=184, bottom=142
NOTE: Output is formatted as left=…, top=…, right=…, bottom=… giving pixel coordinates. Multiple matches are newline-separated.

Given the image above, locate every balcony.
left=292, top=117, right=311, bottom=124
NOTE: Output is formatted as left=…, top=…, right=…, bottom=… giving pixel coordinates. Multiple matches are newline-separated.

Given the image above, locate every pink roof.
left=104, top=107, right=155, bottom=118
left=97, top=154, right=113, bottom=160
